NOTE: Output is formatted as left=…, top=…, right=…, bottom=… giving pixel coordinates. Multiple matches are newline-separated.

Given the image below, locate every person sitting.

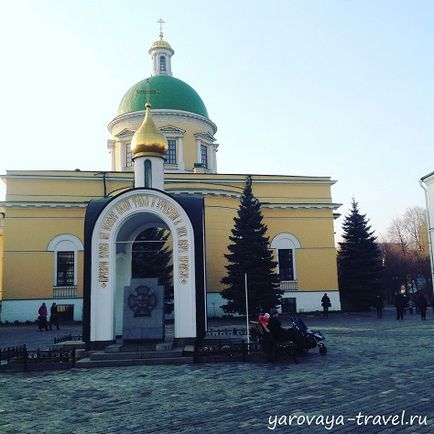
left=258, top=312, right=270, bottom=327
left=268, top=309, right=305, bottom=351
left=267, top=310, right=291, bottom=341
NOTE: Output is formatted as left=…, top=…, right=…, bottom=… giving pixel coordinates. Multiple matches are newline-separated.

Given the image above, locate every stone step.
left=51, top=341, right=86, bottom=351
left=75, top=356, right=194, bottom=368
left=90, top=347, right=184, bottom=361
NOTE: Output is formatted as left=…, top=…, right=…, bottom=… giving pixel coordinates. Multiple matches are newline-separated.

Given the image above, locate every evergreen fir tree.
left=338, top=199, right=383, bottom=311
left=221, top=176, right=281, bottom=316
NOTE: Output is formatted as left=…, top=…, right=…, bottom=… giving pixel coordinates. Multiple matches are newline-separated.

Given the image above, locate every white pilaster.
left=107, top=140, right=116, bottom=171
left=178, top=137, right=185, bottom=170
left=196, top=139, right=202, bottom=164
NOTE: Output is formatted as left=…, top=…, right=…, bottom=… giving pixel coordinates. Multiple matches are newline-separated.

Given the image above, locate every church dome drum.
left=118, top=75, right=209, bottom=118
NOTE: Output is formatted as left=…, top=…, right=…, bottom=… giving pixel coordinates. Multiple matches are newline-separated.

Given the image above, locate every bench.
left=250, top=321, right=298, bottom=363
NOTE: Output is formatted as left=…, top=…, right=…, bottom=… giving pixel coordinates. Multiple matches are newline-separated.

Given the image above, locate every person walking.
left=321, top=293, right=331, bottom=318
left=38, top=302, right=49, bottom=331
left=375, top=295, right=384, bottom=319
left=395, top=292, right=405, bottom=320
left=49, top=302, right=60, bottom=330
left=417, top=292, right=428, bottom=321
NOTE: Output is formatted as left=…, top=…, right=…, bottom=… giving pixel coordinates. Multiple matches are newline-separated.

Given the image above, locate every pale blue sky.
left=1, top=0, right=433, bottom=240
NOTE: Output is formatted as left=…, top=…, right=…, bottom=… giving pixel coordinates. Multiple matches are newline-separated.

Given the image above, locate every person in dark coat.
left=395, top=292, right=405, bottom=320
left=416, top=292, right=428, bottom=320
left=375, top=295, right=384, bottom=319
left=49, top=302, right=60, bottom=330
left=38, top=302, right=48, bottom=331
left=267, top=310, right=290, bottom=341
left=321, top=293, right=331, bottom=318
left=267, top=310, right=304, bottom=350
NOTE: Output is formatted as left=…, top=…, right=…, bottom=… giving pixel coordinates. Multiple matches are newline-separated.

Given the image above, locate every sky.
left=0, top=0, right=433, bottom=242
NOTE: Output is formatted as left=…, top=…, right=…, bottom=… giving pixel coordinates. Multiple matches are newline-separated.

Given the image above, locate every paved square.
left=1, top=310, right=433, bottom=433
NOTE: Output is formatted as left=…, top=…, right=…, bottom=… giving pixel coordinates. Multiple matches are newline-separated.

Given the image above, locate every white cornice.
left=2, top=172, right=335, bottom=185
left=168, top=188, right=241, bottom=198
left=421, top=171, right=434, bottom=184
left=160, top=125, right=186, bottom=136
left=2, top=173, right=133, bottom=182
left=115, top=128, right=135, bottom=138
left=194, top=131, right=216, bottom=143
left=166, top=176, right=337, bottom=185
left=262, top=203, right=341, bottom=210
left=167, top=188, right=341, bottom=209
left=108, top=109, right=217, bottom=134
left=2, top=201, right=88, bottom=208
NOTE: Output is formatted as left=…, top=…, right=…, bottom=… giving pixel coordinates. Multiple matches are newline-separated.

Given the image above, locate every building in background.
left=0, top=30, right=341, bottom=323
left=421, top=171, right=434, bottom=296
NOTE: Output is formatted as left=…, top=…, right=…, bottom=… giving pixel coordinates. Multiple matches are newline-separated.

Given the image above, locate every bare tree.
left=387, top=216, right=407, bottom=253
left=384, top=206, right=431, bottom=296
left=387, top=207, right=428, bottom=255
left=402, top=206, right=428, bottom=254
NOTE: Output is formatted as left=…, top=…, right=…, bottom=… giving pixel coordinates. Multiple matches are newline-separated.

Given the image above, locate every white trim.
left=194, top=131, right=216, bottom=143
left=2, top=172, right=336, bottom=185
left=207, top=290, right=341, bottom=317
left=1, top=299, right=83, bottom=322
left=271, top=233, right=301, bottom=281
left=167, top=189, right=240, bottom=198
left=90, top=189, right=198, bottom=342
left=47, top=234, right=84, bottom=251
left=108, top=109, right=217, bottom=135
left=47, top=234, right=83, bottom=288
left=2, top=202, right=88, bottom=208
left=271, top=233, right=301, bottom=250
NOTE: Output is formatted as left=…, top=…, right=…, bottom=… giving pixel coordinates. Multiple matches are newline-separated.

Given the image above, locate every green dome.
left=118, top=75, right=208, bottom=118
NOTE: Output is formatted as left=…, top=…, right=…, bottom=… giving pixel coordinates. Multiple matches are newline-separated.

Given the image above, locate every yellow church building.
left=0, top=30, right=341, bottom=324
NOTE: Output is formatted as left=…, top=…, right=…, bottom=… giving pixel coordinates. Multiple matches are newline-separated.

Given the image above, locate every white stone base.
left=207, top=290, right=341, bottom=317
left=281, top=290, right=341, bottom=313
left=1, top=299, right=83, bottom=323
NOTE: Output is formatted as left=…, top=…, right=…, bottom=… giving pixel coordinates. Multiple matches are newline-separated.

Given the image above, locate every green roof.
left=118, top=75, right=208, bottom=118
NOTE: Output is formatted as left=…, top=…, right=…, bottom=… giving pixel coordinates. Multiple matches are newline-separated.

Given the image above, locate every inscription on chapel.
left=97, top=194, right=191, bottom=287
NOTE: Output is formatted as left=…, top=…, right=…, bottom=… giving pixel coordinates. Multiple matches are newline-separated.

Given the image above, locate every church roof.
left=118, top=75, right=209, bottom=118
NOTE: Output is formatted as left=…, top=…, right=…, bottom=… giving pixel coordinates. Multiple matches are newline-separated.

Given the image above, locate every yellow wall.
left=1, top=170, right=339, bottom=303
left=2, top=206, right=84, bottom=300
left=204, top=194, right=338, bottom=293
left=0, top=220, right=3, bottom=301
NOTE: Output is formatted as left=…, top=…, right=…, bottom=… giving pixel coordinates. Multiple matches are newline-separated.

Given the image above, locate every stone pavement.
left=1, top=310, right=434, bottom=433
left=0, top=323, right=82, bottom=350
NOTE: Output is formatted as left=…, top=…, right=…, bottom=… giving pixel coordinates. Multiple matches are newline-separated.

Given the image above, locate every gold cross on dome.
left=157, top=18, right=165, bottom=39
left=136, top=79, right=160, bottom=105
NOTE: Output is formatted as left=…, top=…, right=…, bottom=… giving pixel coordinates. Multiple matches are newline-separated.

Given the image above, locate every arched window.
left=144, top=159, right=152, bottom=188
left=271, top=233, right=301, bottom=284
left=48, top=234, right=83, bottom=298
left=159, top=55, right=166, bottom=72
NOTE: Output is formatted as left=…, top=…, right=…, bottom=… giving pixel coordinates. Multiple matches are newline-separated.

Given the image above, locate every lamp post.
left=245, top=273, right=250, bottom=352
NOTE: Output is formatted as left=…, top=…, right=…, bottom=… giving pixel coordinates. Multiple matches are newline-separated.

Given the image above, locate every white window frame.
left=271, top=233, right=301, bottom=281
left=48, top=234, right=84, bottom=287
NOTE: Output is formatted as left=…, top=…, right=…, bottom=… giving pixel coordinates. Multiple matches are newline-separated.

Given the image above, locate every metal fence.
left=53, top=334, right=83, bottom=344
left=205, top=327, right=248, bottom=337
left=0, top=344, right=76, bottom=372
left=194, top=339, right=264, bottom=363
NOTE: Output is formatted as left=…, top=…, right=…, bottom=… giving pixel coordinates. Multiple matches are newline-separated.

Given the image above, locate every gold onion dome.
left=131, top=103, right=168, bottom=159
left=149, top=34, right=174, bottom=55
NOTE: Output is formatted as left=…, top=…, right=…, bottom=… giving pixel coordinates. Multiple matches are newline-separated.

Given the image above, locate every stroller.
left=287, top=316, right=327, bottom=355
